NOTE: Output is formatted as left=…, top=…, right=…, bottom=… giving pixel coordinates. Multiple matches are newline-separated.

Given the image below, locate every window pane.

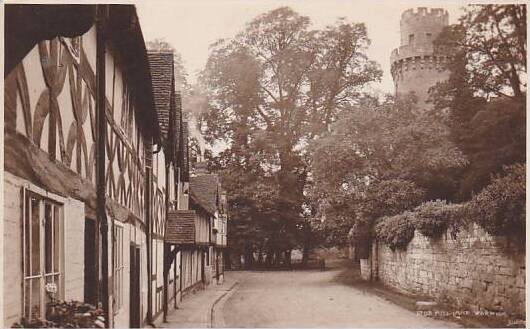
left=24, top=280, right=31, bottom=319
left=30, top=278, right=41, bottom=320
left=31, top=198, right=40, bottom=276
left=53, top=206, right=60, bottom=273
left=24, top=195, right=31, bottom=277
left=45, top=203, right=52, bottom=273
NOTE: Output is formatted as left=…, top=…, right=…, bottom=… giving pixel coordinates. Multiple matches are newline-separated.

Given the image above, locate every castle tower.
left=391, top=7, right=450, bottom=107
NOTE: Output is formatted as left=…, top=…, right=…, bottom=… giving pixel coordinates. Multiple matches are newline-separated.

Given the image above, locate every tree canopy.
left=309, top=97, right=467, bottom=247
left=201, top=6, right=382, bottom=264
left=432, top=4, right=526, bottom=199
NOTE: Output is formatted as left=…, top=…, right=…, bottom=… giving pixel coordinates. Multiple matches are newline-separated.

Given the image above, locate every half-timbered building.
left=189, top=168, right=229, bottom=285
left=4, top=4, right=162, bottom=328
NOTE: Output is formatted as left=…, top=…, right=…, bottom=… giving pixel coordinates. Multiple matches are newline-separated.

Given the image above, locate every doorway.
left=129, top=244, right=141, bottom=328
left=84, top=218, right=97, bottom=305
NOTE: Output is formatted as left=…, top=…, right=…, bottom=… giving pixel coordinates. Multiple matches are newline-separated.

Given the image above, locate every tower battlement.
left=401, top=7, right=448, bottom=22
left=391, top=7, right=450, bottom=107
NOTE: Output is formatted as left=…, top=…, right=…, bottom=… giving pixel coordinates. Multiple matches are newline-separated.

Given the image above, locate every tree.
left=309, top=96, right=467, bottom=249
left=432, top=5, right=526, bottom=199
left=433, top=5, right=526, bottom=100
left=201, top=7, right=382, bottom=264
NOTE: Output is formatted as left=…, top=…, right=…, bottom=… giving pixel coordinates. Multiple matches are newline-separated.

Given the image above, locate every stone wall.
left=374, top=223, right=525, bottom=317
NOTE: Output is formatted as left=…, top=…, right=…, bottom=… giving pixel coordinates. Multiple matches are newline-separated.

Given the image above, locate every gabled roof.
left=147, top=51, right=174, bottom=143
left=190, top=174, right=219, bottom=215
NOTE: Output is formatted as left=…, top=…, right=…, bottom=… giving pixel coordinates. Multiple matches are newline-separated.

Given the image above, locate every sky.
left=137, top=0, right=468, bottom=94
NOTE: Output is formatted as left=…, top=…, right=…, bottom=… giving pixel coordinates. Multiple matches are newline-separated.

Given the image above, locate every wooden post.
left=163, top=243, right=170, bottom=322
left=179, top=250, right=183, bottom=302
left=96, top=4, right=109, bottom=327
left=173, top=251, right=178, bottom=309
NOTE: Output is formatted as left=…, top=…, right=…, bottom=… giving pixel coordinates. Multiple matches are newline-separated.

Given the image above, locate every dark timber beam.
left=96, top=5, right=110, bottom=327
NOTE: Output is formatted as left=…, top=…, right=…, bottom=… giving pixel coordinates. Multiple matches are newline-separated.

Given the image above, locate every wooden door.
left=129, top=245, right=141, bottom=328
left=84, top=218, right=97, bottom=305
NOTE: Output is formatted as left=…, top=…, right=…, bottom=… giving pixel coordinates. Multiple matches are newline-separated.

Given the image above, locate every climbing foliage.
left=374, top=211, right=416, bottom=251
left=468, top=163, right=525, bottom=238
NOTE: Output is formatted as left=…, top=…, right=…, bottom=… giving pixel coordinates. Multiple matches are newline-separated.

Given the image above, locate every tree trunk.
left=257, top=249, right=264, bottom=264
left=302, top=246, right=310, bottom=266
left=284, top=250, right=292, bottom=267
left=273, top=249, right=281, bottom=267
left=265, top=251, right=273, bottom=267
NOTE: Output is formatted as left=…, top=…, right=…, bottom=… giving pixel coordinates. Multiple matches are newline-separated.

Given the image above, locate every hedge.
left=374, top=163, right=525, bottom=249
left=468, top=163, right=525, bottom=238
left=413, top=200, right=468, bottom=239
left=374, top=211, right=416, bottom=251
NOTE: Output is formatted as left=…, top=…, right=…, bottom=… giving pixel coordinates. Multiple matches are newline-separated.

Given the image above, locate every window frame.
left=21, top=186, right=65, bottom=321
left=113, top=222, right=125, bottom=313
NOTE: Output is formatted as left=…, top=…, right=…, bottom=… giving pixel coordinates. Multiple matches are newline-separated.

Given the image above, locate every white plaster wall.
left=3, top=173, right=23, bottom=326
left=83, top=26, right=97, bottom=74
left=63, top=198, right=85, bottom=301
left=17, top=44, right=47, bottom=140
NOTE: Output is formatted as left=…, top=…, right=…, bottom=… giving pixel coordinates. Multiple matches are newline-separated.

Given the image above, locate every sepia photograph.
left=1, top=1, right=527, bottom=328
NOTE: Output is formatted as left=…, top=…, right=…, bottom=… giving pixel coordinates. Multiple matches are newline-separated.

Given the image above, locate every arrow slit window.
left=22, top=189, right=64, bottom=321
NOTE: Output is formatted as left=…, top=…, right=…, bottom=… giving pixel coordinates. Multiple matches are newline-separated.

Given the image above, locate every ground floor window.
left=22, top=189, right=63, bottom=321
left=113, top=224, right=124, bottom=312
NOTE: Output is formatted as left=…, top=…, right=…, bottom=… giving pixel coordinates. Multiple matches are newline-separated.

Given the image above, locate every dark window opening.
left=84, top=218, right=98, bottom=305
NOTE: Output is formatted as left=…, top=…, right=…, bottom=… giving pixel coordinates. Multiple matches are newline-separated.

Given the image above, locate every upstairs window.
left=409, top=34, right=415, bottom=45
left=426, top=33, right=432, bottom=40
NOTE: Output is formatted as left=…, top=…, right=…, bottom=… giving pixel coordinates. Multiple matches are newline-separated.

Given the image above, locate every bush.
left=469, top=163, right=525, bottom=238
left=413, top=200, right=467, bottom=238
left=12, top=300, right=105, bottom=328
left=374, top=211, right=416, bottom=251
left=413, top=200, right=450, bottom=238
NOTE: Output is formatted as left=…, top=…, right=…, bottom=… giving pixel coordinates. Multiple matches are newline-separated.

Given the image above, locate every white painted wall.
left=3, top=173, right=85, bottom=325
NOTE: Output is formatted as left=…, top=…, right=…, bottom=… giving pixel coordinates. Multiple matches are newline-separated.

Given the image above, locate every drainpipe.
left=146, top=141, right=160, bottom=326
left=146, top=161, right=153, bottom=325
left=163, top=163, right=170, bottom=322
left=96, top=4, right=110, bottom=327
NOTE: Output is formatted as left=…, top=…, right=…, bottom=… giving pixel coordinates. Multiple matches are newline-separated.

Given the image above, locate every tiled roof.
left=147, top=51, right=173, bottom=142
left=165, top=210, right=196, bottom=244
left=190, top=174, right=219, bottom=215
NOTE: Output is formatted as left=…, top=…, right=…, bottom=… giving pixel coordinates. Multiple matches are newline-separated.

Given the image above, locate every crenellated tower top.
left=391, top=7, right=450, bottom=107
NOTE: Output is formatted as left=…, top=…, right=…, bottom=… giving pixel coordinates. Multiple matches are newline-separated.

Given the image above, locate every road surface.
left=221, top=268, right=459, bottom=327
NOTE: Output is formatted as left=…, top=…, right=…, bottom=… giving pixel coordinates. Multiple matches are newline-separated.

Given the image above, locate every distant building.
left=390, top=7, right=451, bottom=107
left=147, top=49, right=180, bottom=323
left=189, top=169, right=229, bottom=285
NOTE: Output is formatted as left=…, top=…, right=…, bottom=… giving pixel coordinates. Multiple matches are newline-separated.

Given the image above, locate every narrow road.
left=221, top=268, right=459, bottom=328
